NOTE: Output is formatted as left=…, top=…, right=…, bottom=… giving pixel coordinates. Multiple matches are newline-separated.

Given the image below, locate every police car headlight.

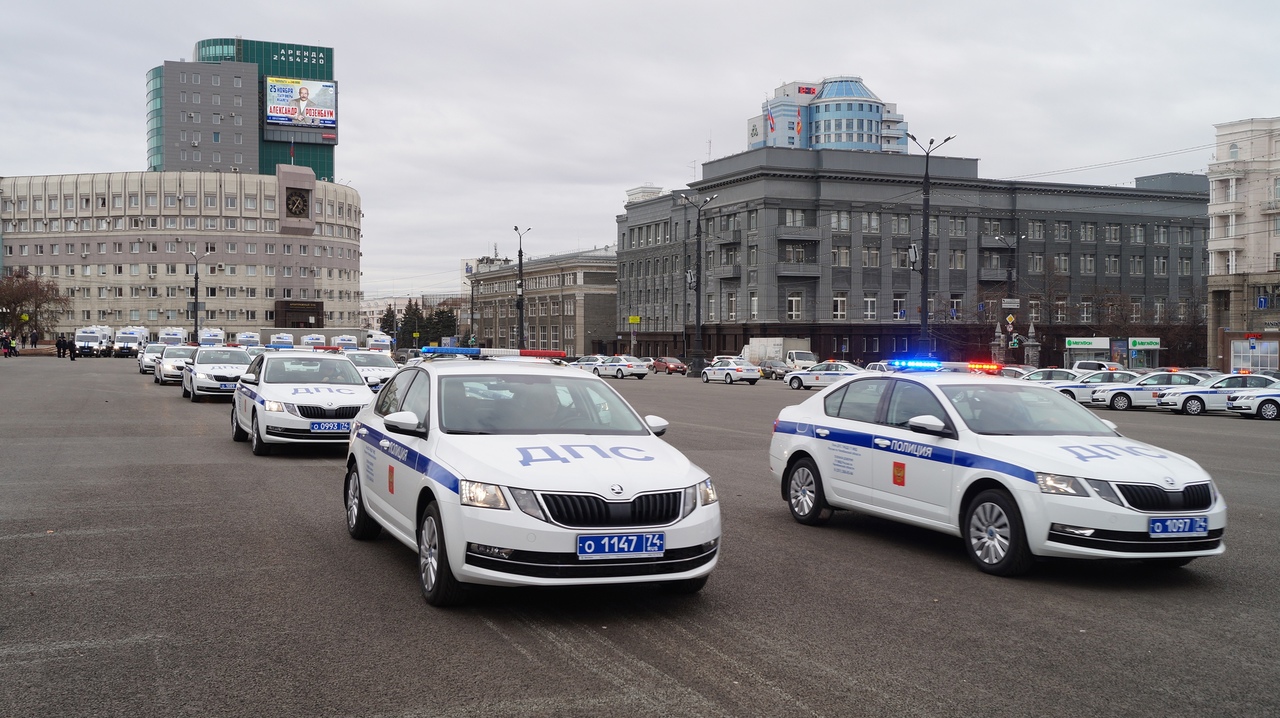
left=195, top=372, right=212, bottom=380
left=460, top=480, right=509, bottom=510
left=697, top=478, right=718, bottom=505
left=262, top=400, right=287, bottom=413
left=1035, top=472, right=1090, bottom=497
left=1082, top=478, right=1123, bottom=506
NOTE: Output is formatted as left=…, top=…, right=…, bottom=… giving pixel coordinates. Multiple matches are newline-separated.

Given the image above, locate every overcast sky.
left=3, top=1, right=1277, bottom=300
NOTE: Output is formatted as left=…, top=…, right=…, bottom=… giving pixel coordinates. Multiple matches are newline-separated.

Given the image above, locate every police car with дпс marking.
left=769, top=372, right=1226, bottom=576
left=342, top=347, right=721, bottom=607
left=232, top=351, right=377, bottom=455
left=181, top=346, right=251, bottom=401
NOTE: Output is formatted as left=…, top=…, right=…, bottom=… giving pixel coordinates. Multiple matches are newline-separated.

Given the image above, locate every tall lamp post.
left=678, top=192, right=717, bottom=375
left=513, top=226, right=531, bottom=349
left=468, top=276, right=481, bottom=347
left=906, top=133, right=955, bottom=353
left=189, top=249, right=213, bottom=340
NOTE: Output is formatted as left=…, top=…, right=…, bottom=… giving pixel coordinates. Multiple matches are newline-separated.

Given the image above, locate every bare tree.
left=0, top=275, right=71, bottom=336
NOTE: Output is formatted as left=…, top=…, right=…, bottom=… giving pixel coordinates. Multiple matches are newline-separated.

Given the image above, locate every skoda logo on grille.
left=326, top=401, right=335, bottom=408
left=609, top=484, right=624, bottom=496
left=1162, top=476, right=1176, bottom=487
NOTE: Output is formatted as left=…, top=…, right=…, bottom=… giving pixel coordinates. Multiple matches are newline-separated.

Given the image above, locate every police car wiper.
left=446, top=429, right=492, bottom=435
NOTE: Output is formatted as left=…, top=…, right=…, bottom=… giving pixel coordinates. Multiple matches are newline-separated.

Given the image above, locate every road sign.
left=1259, top=296, right=1270, bottom=310
left=1001, top=298, right=1020, bottom=309
left=412, top=332, right=420, bottom=338
left=978, top=302, right=985, bottom=312
left=1006, top=324, right=1014, bottom=333
left=628, top=315, right=641, bottom=324
left=1005, top=314, right=1015, bottom=325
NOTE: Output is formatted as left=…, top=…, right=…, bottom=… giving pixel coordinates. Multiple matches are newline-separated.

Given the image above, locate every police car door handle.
left=815, top=428, right=830, bottom=437
left=874, top=438, right=891, bottom=448
left=356, top=428, right=368, bottom=437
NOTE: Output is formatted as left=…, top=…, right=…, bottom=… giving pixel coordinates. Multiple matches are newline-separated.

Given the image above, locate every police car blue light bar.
left=421, top=346, right=567, bottom=358
left=890, top=358, right=942, bottom=370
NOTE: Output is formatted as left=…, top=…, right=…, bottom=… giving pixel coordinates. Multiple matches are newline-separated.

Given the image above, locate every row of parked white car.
left=1012, top=366, right=1280, bottom=419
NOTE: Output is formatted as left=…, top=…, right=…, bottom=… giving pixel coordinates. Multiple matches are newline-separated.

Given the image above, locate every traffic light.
left=1009, top=334, right=1020, bottom=349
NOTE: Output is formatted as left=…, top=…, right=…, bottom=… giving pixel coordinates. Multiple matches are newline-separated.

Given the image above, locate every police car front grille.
left=295, top=405, right=362, bottom=419
left=212, top=374, right=239, bottom=382
left=1116, top=482, right=1213, bottom=512
left=541, top=491, right=683, bottom=528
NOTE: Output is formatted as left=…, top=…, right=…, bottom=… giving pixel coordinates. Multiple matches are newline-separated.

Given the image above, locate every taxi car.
left=759, top=359, right=790, bottom=380
left=1089, top=371, right=1208, bottom=411
left=137, top=343, right=166, bottom=374
left=345, top=349, right=400, bottom=391
left=654, top=356, right=687, bottom=375
left=1226, top=387, right=1280, bottom=420
left=153, top=345, right=198, bottom=385
left=784, top=361, right=863, bottom=390
left=769, top=373, right=1226, bottom=576
left=232, top=351, right=376, bottom=456
left=342, top=347, right=720, bottom=606
left=1040, top=370, right=1139, bottom=403
left=181, top=346, right=251, bottom=402
left=1156, top=373, right=1280, bottom=416
left=596, top=355, right=648, bottom=379
left=701, top=358, right=761, bottom=385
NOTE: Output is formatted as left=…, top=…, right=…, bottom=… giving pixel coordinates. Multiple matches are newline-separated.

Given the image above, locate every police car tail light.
left=1081, top=478, right=1123, bottom=506
left=1035, top=472, right=1090, bottom=497
left=460, top=480, right=509, bottom=510
left=509, top=487, right=546, bottom=521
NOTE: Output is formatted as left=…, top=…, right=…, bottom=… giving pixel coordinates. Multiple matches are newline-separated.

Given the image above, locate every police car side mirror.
left=384, top=410, right=425, bottom=437
left=1100, top=419, right=1119, bottom=432
left=645, top=414, right=668, bottom=437
left=907, top=414, right=953, bottom=438
left=182, top=358, right=193, bottom=365
left=240, top=373, right=258, bottom=385
left=366, top=375, right=381, bottom=386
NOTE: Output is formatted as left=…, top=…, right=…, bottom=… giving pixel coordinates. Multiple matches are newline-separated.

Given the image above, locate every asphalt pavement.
left=1, top=357, right=1277, bottom=717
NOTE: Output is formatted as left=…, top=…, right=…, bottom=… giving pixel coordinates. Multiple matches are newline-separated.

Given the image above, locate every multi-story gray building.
left=467, top=246, right=617, bottom=357
left=617, top=147, right=1209, bottom=366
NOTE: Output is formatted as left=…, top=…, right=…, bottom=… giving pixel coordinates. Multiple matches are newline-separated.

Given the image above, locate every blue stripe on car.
left=357, top=425, right=460, bottom=494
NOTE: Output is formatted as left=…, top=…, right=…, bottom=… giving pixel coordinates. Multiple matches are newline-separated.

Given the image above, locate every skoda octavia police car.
left=1041, top=370, right=1139, bottom=404
left=232, top=351, right=376, bottom=455
left=784, top=361, right=864, bottom=391
left=770, top=372, right=1226, bottom=576
left=343, top=347, right=721, bottom=607
left=1089, top=371, right=1208, bottom=411
left=1226, top=387, right=1280, bottom=420
left=181, top=346, right=251, bottom=402
left=344, top=349, right=399, bottom=391
left=154, top=345, right=197, bottom=385
left=1156, top=373, right=1280, bottom=415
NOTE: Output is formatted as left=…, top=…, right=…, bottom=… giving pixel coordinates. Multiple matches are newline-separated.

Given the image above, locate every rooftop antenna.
left=707, top=132, right=712, bottom=162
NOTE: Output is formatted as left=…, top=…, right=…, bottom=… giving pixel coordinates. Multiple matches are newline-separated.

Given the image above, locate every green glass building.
left=149, top=38, right=337, bottom=180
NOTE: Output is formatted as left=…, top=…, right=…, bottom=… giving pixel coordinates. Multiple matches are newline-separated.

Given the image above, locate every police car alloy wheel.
left=790, top=377, right=804, bottom=390
left=702, top=372, right=709, bottom=383
left=250, top=412, right=272, bottom=456
left=1183, top=397, right=1205, bottom=416
left=786, top=457, right=832, bottom=525
left=1060, top=390, right=1076, bottom=401
left=964, top=489, right=1034, bottom=576
left=231, top=406, right=248, bottom=442
left=181, top=380, right=191, bottom=398
left=1261, top=400, right=1279, bottom=420
left=1109, top=393, right=1131, bottom=411
left=419, top=502, right=464, bottom=607
left=345, top=464, right=381, bottom=540
left=724, top=373, right=733, bottom=384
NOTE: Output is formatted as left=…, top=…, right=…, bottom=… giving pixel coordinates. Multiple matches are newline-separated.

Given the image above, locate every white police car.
left=785, top=360, right=864, bottom=390
left=181, top=346, right=251, bottom=402
left=1089, top=371, right=1208, bottom=411
left=770, top=372, right=1226, bottom=576
left=342, top=347, right=721, bottom=606
left=232, top=351, right=377, bottom=456
left=1157, top=373, right=1280, bottom=415
left=344, top=349, right=399, bottom=391
left=154, top=345, right=198, bottom=385
left=138, top=343, right=166, bottom=374
left=1041, top=370, right=1139, bottom=404
left=701, top=358, right=761, bottom=385
left=1226, top=387, right=1280, bottom=420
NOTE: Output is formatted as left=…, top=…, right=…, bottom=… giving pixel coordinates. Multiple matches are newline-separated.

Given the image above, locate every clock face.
left=286, top=189, right=309, bottom=218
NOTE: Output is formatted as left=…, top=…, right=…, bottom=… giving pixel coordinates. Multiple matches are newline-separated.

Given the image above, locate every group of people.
left=0, top=333, right=19, bottom=358
left=55, top=335, right=79, bottom=360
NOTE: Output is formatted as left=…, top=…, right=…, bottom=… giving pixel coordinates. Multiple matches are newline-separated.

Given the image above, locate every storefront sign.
left=1128, top=337, right=1160, bottom=349
left=1065, top=337, right=1109, bottom=349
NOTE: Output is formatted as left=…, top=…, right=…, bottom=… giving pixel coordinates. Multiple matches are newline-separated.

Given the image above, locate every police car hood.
left=971, top=434, right=1211, bottom=487
left=265, top=382, right=374, bottom=406
left=433, top=434, right=707, bottom=497
left=194, top=363, right=249, bottom=374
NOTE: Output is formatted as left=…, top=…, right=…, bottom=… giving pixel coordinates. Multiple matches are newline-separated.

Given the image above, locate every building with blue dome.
left=747, top=76, right=908, bottom=153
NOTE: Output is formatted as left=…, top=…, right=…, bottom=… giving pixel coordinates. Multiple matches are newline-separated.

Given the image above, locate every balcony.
left=712, top=265, right=741, bottom=279
left=773, top=225, right=822, bottom=241
left=1262, top=200, right=1280, bottom=215
left=1209, top=200, right=1244, bottom=216
left=775, top=262, right=821, bottom=277
left=978, top=268, right=1016, bottom=282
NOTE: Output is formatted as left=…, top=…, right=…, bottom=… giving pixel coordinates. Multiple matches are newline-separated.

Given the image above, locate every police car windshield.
left=348, top=352, right=397, bottom=368
left=944, top=384, right=1116, bottom=437
left=438, top=375, right=648, bottom=436
left=264, top=357, right=363, bottom=385
left=145, top=344, right=166, bottom=353
left=162, top=346, right=197, bottom=359
left=196, top=349, right=250, bottom=364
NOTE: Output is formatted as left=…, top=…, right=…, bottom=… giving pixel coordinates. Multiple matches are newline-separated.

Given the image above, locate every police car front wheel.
left=419, top=502, right=465, bottom=607
left=231, top=406, right=248, bottom=442
left=789, top=377, right=805, bottom=390
left=250, top=412, right=272, bottom=456
left=345, top=465, right=381, bottom=540
left=786, top=457, right=832, bottom=526
left=964, top=490, right=1033, bottom=577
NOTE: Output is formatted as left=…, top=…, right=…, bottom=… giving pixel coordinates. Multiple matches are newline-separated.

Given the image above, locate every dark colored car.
left=654, top=356, right=687, bottom=375
left=759, top=359, right=789, bottom=380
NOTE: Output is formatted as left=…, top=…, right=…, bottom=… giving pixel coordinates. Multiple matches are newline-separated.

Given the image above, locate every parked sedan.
left=759, top=359, right=790, bottom=380
left=597, top=355, right=648, bottom=379
left=654, top=356, right=688, bottom=375
left=701, top=359, right=760, bottom=385
left=784, top=361, right=863, bottom=390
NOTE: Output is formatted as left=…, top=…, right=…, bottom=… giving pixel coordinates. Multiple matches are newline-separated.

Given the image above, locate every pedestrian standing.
left=30, top=331, right=39, bottom=348
left=68, top=339, right=77, bottom=361
left=21, top=333, right=29, bottom=349
left=2, top=335, right=11, bottom=358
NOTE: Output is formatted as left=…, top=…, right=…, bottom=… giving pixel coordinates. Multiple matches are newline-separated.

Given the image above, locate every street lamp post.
left=907, top=133, right=955, bottom=353
left=469, top=276, right=480, bottom=347
left=513, top=226, right=531, bottom=349
left=678, top=193, right=717, bottom=376
left=189, top=249, right=212, bottom=340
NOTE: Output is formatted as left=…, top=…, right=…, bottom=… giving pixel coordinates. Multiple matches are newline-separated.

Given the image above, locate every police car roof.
left=422, top=358, right=574, bottom=376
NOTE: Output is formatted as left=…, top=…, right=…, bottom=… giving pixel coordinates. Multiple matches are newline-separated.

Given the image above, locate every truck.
left=740, top=338, right=816, bottom=370
left=332, top=335, right=359, bottom=351
left=74, top=325, right=113, bottom=357
left=236, top=332, right=261, bottom=347
left=158, top=327, right=187, bottom=346
left=366, top=331, right=392, bottom=352
left=197, top=328, right=226, bottom=346
left=301, top=333, right=327, bottom=348
left=269, top=333, right=295, bottom=348
left=112, top=326, right=149, bottom=358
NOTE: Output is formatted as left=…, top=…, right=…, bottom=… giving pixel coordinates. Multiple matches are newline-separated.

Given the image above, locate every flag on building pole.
left=289, top=139, right=295, bottom=164
left=766, top=105, right=776, bottom=134
left=796, top=106, right=803, bottom=137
